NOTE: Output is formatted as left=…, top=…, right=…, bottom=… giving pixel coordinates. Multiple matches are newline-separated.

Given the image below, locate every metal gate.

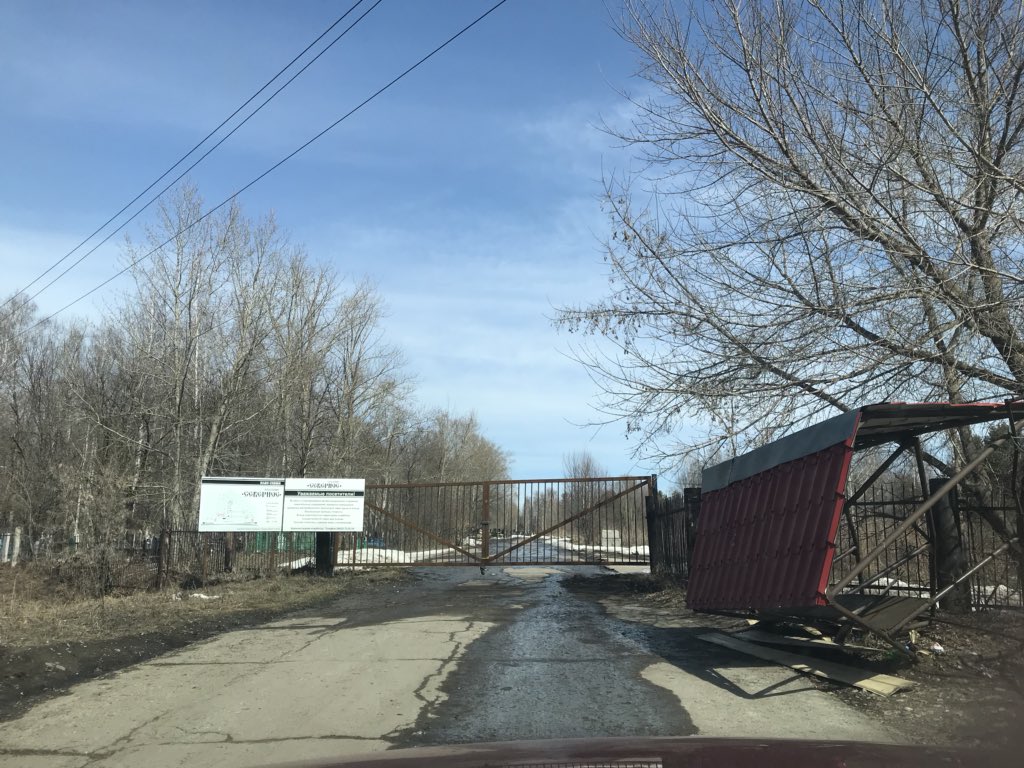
left=330, top=476, right=655, bottom=567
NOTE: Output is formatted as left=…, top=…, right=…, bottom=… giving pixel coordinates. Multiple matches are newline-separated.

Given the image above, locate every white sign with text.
left=281, top=477, right=366, bottom=532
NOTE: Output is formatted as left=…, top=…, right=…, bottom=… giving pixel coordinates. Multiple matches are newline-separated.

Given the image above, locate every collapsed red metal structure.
left=687, top=401, right=1024, bottom=651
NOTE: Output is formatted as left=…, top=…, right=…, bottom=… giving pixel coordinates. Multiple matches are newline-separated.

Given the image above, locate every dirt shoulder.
left=0, top=565, right=408, bottom=722
left=830, top=611, right=1024, bottom=750
left=567, top=572, right=1024, bottom=749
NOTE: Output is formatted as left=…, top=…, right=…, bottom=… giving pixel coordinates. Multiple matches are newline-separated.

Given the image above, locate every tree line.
left=0, top=186, right=507, bottom=554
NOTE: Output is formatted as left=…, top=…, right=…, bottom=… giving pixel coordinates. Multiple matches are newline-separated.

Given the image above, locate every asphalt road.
left=0, top=566, right=896, bottom=767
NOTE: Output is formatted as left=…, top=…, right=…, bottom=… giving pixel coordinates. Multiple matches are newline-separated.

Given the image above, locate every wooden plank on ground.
left=699, top=632, right=915, bottom=697
left=737, top=628, right=877, bottom=653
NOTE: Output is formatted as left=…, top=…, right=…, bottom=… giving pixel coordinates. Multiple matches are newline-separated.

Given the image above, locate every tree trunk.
left=928, top=479, right=971, bottom=613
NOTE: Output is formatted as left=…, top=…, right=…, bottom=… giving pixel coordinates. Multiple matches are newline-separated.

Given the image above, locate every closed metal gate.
left=330, top=476, right=654, bottom=567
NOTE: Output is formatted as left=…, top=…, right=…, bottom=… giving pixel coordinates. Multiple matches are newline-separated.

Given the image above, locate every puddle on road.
left=502, top=566, right=565, bottom=581
left=391, top=568, right=695, bottom=747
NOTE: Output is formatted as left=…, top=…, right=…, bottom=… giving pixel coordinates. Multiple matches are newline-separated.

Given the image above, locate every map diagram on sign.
left=198, top=478, right=285, bottom=532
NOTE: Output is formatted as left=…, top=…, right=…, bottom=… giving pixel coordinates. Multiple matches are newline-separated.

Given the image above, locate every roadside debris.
left=700, top=632, right=915, bottom=697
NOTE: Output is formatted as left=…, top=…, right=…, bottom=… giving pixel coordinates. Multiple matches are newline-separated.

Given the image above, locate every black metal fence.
left=828, top=482, right=1021, bottom=610
left=0, top=530, right=164, bottom=596
left=0, top=529, right=318, bottom=595
left=830, top=483, right=934, bottom=599
left=960, top=493, right=1023, bottom=609
left=648, top=487, right=697, bottom=581
left=159, top=530, right=317, bottom=586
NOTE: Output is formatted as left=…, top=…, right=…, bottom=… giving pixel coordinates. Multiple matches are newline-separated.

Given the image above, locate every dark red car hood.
left=271, top=736, right=1005, bottom=768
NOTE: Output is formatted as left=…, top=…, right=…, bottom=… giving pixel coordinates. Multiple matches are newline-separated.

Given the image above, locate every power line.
left=23, top=0, right=511, bottom=336
left=23, top=0, right=385, bottom=307
left=3, top=0, right=375, bottom=312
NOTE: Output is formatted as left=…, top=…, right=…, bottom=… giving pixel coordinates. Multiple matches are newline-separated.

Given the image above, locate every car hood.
left=269, top=736, right=1004, bottom=768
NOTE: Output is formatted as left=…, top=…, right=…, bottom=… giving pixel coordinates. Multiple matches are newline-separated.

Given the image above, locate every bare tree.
left=0, top=184, right=512, bottom=553
left=560, top=0, right=1024, bottom=464
left=562, top=451, right=607, bottom=545
left=326, top=283, right=407, bottom=478
left=113, top=185, right=291, bottom=526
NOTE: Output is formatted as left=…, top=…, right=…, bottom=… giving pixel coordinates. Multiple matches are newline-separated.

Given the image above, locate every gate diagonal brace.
left=485, top=480, right=649, bottom=562
left=364, top=501, right=479, bottom=561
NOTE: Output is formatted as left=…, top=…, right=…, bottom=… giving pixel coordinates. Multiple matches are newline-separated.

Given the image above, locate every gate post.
left=683, top=487, right=701, bottom=574
left=157, top=528, right=170, bottom=588
left=481, top=482, right=491, bottom=562
left=224, top=532, right=235, bottom=573
left=314, top=532, right=334, bottom=575
left=645, top=476, right=661, bottom=575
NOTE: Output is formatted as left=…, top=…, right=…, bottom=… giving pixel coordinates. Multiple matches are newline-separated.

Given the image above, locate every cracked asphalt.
left=0, top=567, right=897, bottom=767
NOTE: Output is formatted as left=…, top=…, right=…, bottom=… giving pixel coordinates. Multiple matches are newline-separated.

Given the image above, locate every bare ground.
left=569, top=573, right=1024, bottom=749
left=0, top=564, right=407, bottom=721
left=831, top=611, right=1024, bottom=749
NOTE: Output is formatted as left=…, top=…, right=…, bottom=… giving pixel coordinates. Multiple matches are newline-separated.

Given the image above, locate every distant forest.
left=0, top=187, right=507, bottom=551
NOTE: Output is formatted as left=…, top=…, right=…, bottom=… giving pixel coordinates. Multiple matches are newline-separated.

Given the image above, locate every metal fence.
left=160, top=530, right=317, bottom=586
left=356, top=477, right=652, bottom=566
left=0, top=528, right=318, bottom=594
left=0, top=476, right=654, bottom=590
left=830, top=483, right=934, bottom=599
left=648, top=488, right=696, bottom=581
left=960, top=493, right=1023, bottom=609
left=1, top=530, right=163, bottom=596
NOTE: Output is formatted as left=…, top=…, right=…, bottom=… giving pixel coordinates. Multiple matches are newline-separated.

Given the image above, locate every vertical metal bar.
left=481, top=481, right=490, bottom=562
left=912, top=438, right=938, bottom=598
left=438, top=484, right=444, bottom=564
left=649, top=475, right=658, bottom=570
left=893, top=538, right=1018, bottom=631
left=224, top=532, right=234, bottom=573
left=1006, top=401, right=1024, bottom=563
left=201, top=532, right=208, bottom=584
left=157, top=528, right=168, bottom=588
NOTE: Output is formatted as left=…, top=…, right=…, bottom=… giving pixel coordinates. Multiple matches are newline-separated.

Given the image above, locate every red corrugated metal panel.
left=687, top=439, right=856, bottom=612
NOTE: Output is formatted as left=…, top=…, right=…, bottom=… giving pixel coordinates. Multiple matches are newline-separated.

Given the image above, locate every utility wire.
left=23, top=0, right=510, bottom=336
left=3, top=0, right=373, bottom=312
left=23, top=0, right=384, bottom=307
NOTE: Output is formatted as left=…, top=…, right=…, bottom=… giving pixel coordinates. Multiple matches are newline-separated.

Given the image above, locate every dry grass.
left=0, top=563, right=402, bottom=651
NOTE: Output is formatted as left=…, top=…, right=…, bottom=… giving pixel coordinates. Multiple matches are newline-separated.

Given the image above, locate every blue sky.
left=0, top=0, right=667, bottom=481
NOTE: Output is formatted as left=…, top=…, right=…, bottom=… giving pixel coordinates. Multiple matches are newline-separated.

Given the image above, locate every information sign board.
left=282, top=478, right=365, bottom=532
left=198, top=477, right=285, bottom=532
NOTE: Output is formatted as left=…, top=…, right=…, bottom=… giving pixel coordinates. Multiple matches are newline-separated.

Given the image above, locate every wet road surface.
left=393, top=567, right=693, bottom=744
left=0, top=566, right=895, bottom=768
